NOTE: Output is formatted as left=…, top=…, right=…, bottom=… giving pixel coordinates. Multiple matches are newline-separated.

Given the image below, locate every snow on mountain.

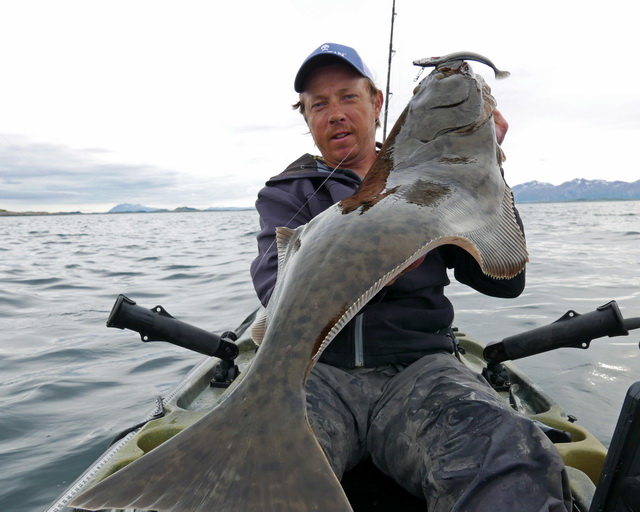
left=512, top=179, right=640, bottom=202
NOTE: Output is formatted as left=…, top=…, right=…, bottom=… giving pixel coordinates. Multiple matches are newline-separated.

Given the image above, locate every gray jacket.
left=250, top=153, right=525, bottom=368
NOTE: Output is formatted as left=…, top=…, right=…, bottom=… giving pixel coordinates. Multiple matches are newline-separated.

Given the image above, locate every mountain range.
left=511, top=179, right=640, bottom=203
left=4, top=179, right=637, bottom=217
left=110, top=179, right=640, bottom=214
left=107, top=203, right=254, bottom=213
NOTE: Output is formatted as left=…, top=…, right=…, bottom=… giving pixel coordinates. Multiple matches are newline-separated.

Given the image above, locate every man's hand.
left=494, top=108, right=509, bottom=145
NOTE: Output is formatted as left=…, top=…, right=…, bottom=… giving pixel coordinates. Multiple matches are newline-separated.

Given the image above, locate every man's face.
left=301, top=64, right=382, bottom=173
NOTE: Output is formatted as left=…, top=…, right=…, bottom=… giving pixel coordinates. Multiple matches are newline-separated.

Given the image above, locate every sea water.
left=0, top=202, right=639, bottom=512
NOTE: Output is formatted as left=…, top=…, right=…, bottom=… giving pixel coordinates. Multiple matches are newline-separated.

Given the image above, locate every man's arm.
left=250, top=186, right=312, bottom=306
left=443, top=199, right=526, bottom=298
left=451, top=104, right=523, bottom=299
left=448, top=246, right=526, bottom=298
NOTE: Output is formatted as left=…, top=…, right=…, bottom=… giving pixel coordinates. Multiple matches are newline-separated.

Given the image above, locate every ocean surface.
left=1, top=202, right=639, bottom=512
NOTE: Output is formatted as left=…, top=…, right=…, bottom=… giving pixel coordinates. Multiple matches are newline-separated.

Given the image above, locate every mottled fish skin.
left=413, top=51, right=511, bottom=79
left=71, top=56, right=527, bottom=512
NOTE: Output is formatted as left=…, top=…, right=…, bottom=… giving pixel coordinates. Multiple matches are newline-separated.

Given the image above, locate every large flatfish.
left=72, top=54, right=526, bottom=511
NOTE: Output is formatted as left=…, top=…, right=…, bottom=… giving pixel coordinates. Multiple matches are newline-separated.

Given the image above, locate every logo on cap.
left=320, top=44, right=347, bottom=58
left=294, top=43, right=372, bottom=92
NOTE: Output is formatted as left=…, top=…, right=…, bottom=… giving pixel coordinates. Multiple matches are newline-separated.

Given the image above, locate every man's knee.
left=305, top=366, right=366, bottom=477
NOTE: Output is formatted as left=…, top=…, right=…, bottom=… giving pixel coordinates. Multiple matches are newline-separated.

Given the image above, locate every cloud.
left=0, top=139, right=258, bottom=211
left=2, top=0, right=639, bottom=211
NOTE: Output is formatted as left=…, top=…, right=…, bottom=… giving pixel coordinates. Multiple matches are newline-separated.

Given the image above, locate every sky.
left=1, top=0, right=638, bottom=213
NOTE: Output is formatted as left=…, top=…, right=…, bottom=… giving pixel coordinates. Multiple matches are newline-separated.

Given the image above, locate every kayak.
left=47, top=299, right=640, bottom=512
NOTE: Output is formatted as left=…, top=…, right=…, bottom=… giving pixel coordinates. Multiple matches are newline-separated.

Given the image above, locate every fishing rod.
left=382, top=0, right=397, bottom=141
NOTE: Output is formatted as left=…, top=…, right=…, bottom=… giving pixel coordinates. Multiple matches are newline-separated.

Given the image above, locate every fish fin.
left=253, top=226, right=300, bottom=347
left=71, top=376, right=353, bottom=512
left=275, top=226, right=297, bottom=275
left=250, top=310, right=267, bottom=345
left=461, top=185, right=528, bottom=278
left=497, top=145, right=506, bottom=166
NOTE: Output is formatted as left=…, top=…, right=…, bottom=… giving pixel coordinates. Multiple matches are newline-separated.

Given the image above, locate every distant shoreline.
left=3, top=199, right=640, bottom=218
left=0, top=207, right=256, bottom=218
left=0, top=210, right=83, bottom=217
left=515, top=198, right=640, bottom=205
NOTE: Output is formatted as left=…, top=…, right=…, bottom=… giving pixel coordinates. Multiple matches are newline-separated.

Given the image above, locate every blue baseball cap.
left=294, top=43, right=375, bottom=93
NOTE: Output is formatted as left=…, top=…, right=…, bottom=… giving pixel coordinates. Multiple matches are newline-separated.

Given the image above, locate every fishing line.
left=286, top=113, right=381, bottom=227
left=258, top=34, right=400, bottom=252
left=254, top=115, right=382, bottom=270
left=279, top=93, right=388, bottom=230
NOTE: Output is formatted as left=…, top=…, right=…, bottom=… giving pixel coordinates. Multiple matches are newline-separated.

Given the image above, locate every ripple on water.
left=2, top=206, right=639, bottom=512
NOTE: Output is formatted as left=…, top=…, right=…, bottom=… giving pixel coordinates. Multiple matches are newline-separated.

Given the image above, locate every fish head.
left=403, top=59, right=496, bottom=145
left=342, top=59, right=502, bottom=214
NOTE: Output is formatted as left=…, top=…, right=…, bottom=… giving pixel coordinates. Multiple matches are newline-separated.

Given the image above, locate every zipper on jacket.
left=354, top=314, right=365, bottom=367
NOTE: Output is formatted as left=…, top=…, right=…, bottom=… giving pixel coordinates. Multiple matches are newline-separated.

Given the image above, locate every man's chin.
left=326, top=145, right=357, bottom=165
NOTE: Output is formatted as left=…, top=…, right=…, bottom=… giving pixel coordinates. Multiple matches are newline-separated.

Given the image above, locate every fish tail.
left=71, top=380, right=353, bottom=512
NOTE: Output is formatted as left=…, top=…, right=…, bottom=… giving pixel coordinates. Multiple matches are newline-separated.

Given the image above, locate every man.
left=251, top=43, right=571, bottom=511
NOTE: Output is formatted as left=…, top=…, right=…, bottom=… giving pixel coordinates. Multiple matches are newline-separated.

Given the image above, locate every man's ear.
left=376, top=89, right=384, bottom=115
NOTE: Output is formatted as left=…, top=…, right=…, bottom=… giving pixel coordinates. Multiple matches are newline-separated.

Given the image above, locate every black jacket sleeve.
left=250, top=185, right=312, bottom=307
left=445, top=245, right=526, bottom=298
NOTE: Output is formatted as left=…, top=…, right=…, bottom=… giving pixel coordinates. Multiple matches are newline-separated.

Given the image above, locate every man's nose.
left=328, top=105, right=346, bottom=123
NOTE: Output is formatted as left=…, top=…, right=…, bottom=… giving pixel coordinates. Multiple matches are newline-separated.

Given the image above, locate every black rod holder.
left=484, top=301, right=637, bottom=363
left=106, top=294, right=239, bottom=361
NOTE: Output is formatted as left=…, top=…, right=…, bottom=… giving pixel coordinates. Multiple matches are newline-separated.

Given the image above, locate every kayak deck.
left=50, top=328, right=607, bottom=512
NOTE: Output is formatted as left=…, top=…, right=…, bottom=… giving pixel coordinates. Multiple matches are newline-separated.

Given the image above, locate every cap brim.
left=294, top=54, right=364, bottom=93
